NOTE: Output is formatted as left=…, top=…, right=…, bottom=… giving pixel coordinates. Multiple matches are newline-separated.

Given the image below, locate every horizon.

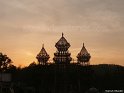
left=0, top=0, right=124, bottom=66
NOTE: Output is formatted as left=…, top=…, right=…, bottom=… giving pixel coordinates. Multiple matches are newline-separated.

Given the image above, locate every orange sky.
left=0, top=0, right=124, bottom=66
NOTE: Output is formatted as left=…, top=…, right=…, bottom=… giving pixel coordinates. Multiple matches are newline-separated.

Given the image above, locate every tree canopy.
left=0, top=52, right=12, bottom=72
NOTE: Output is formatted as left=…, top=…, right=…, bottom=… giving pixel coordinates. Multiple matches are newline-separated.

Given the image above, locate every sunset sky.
left=0, top=0, right=124, bottom=66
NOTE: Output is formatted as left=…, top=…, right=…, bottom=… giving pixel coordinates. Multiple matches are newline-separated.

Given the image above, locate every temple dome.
left=77, top=43, right=91, bottom=64
left=36, top=44, right=50, bottom=65
left=55, top=33, right=70, bottom=51
left=78, top=43, right=90, bottom=56
left=38, top=46, right=49, bottom=56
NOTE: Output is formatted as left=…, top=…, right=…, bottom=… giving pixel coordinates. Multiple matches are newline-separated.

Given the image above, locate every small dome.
left=37, top=45, right=49, bottom=56
left=36, top=44, right=50, bottom=64
left=77, top=43, right=91, bottom=63
left=78, top=43, right=89, bottom=55
left=77, top=43, right=91, bottom=58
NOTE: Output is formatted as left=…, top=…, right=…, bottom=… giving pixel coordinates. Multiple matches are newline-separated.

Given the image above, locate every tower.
left=36, top=44, right=50, bottom=65
left=77, top=43, right=91, bottom=65
left=53, top=33, right=72, bottom=64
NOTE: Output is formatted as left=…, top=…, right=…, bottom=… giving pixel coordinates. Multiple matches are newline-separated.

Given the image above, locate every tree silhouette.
left=0, top=52, right=12, bottom=72
left=29, top=61, right=37, bottom=67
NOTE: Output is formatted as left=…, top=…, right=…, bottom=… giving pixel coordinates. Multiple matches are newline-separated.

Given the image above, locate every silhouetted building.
left=53, top=33, right=72, bottom=64
left=36, top=33, right=91, bottom=65
left=12, top=33, right=124, bottom=93
left=77, top=43, right=91, bottom=65
left=36, top=44, right=50, bottom=65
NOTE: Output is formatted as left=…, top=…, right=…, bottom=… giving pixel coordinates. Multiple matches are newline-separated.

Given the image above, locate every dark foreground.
left=1, top=64, right=124, bottom=93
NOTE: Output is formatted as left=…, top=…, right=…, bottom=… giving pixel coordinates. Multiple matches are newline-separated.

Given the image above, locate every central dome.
left=55, top=33, right=70, bottom=51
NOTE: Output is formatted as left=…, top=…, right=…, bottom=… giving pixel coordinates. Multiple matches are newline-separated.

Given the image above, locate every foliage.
left=0, top=52, right=12, bottom=72
left=12, top=64, right=124, bottom=93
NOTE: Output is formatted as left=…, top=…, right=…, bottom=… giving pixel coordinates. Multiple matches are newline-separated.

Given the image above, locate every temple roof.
left=37, top=44, right=49, bottom=57
left=55, top=33, right=70, bottom=47
left=77, top=43, right=90, bottom=56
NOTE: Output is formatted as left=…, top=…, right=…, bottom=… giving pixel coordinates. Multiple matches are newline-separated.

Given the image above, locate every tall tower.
left=36, top=44, right=50, bottom=65
left=77, top=43, right=91, bottom=65
left=53, top=33, right=72, bottom=64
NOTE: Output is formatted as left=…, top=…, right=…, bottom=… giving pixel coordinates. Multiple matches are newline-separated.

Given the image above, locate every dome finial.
left=62, top=32, right=64, bottom=37
left=83, top=43, right=84, bottom=47
left=42, top=44, right=44, bottom=48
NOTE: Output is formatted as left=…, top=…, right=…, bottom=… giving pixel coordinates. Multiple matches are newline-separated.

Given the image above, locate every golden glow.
left=0, top=0, right=124, bottom=66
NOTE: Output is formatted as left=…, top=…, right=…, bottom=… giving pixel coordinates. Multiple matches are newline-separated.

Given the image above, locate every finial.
left=62, top=32, right=64, bottom=37
left=83, top=43, right=84, bottom=47
left=42, top=44, right=44, bottom=48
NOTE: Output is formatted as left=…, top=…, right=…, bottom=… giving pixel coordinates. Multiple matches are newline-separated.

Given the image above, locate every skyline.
left=0, top=0, right=124, bottom=66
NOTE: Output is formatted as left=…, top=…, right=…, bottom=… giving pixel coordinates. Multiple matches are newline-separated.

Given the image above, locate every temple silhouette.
left=34, top=33, right=93, bottom=93
left=1, top=33, right=123, bottom=93
left=36, top=33, right=91, bottom=65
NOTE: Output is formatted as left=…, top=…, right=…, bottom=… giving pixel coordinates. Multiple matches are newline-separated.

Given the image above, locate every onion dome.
left=55, top=33, right=70, bottom=51
left=77, top=43, right=91, bottom=64
left=36, top=44, right=50, bottom=65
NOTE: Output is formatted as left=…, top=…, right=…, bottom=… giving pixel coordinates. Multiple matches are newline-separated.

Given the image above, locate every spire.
left=42, top=44, right=44, bottom=48
left=62, top=32, right=64, bottom=37
left=83, top=43, right=84, bottom=47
